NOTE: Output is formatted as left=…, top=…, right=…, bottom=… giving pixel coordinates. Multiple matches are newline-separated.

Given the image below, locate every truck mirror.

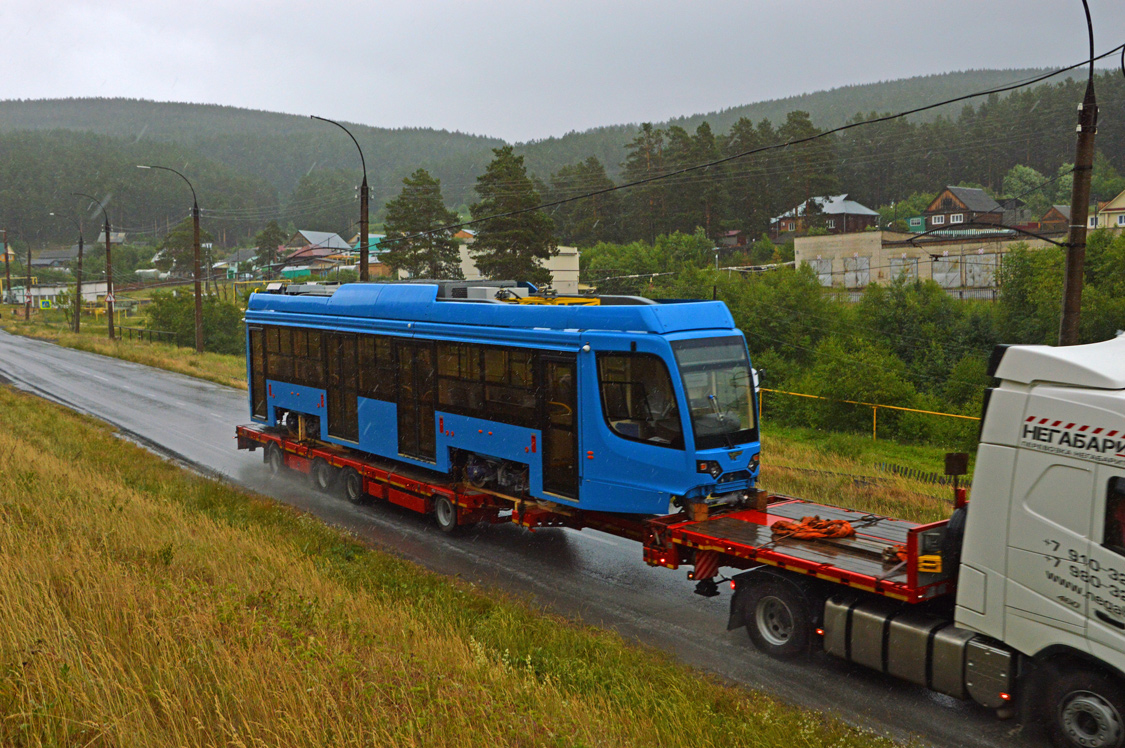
left=944, top=453, right=969, bottom=477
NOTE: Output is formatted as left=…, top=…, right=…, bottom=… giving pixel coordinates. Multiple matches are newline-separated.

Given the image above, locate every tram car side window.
left=596, top=353, right=683, bottom=449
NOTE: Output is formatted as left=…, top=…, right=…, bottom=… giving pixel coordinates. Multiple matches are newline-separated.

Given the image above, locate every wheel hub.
left=755, top=596, right=794, bottom=647
left=1062, top=691, right=1124, bottom=748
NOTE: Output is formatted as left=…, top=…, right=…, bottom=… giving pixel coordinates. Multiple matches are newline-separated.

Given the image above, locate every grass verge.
left=0, top=386, right=901, bottom=747
left=0, top=309, right=247, bottom=390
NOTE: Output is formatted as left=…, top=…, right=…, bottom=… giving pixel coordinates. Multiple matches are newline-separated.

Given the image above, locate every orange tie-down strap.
left=770, top=515, right=856, bottom=540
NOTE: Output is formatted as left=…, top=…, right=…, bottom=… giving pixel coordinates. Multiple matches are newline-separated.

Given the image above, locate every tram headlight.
left=697, top=460, right=722, bottom=478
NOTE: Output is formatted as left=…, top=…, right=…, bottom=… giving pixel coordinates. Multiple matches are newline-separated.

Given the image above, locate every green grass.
left=0, top=385, right=903, bottom=747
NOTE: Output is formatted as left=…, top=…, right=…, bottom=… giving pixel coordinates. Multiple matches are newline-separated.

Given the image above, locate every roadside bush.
left=146, top=291, right=245, bottom=356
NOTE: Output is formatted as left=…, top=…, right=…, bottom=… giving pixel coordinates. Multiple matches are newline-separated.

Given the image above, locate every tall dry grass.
left=760, top=433, right=956, bottom=524
left=0, top=386, right=899, bottom=747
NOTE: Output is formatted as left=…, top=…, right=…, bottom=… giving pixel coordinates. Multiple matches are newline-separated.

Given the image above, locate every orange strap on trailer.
left=771, top=515, right=856, bottom=540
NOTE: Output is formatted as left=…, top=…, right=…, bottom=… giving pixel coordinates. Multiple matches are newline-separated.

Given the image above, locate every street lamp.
left=138, top=164, right=203, bottom=353
left=74, top=192, right=115, bottom=340
left=50, top=212, right=84, bottom=333
left=310, top=115, right=370, bottom=281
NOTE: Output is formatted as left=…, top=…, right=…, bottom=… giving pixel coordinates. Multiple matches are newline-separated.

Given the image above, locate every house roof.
left=349, top=233, right=385, bottom=249
left=944, top=186, right=1001, bottom=214
left=289, top=230, right=351, bottom=251
left=225, top=247, right=259, bottom=264
left=772, top=194, right=879, bottom=221
left=1100, top=186, right=1125, bottom=213
left=37, top=248, right=80, bottom=262
left=1046, top=205, right=1071, bottom=221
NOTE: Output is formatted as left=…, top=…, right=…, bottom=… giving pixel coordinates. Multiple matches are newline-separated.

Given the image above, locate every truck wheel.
left=745, top=580, right=811, bottom=658
left=433, top=496, right=459, bottom=534
left=265, top=443, right=285, bottom=476
left=310, top=458, right=336, bottom=492
left=341, top=468, right=366, bottom=505
left=1046, top=669, right=1125, bottom=748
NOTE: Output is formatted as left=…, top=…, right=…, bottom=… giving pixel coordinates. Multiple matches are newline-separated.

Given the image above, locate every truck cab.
left=957, top=335, right=1125, bottom=746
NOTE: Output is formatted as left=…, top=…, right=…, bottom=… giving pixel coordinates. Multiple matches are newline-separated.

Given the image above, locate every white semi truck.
left=728, top=334, right=1125, bottom=748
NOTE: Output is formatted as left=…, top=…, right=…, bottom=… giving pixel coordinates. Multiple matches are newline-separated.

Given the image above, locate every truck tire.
left=1046, top=668, right=1125, bottom=748
left=433, top=496, right=459, bottom=534
left=341, top=468, right=366, bottom=505
left=311, top=458, right=336, bottom=492
left=745, top=580, right=812, bottom=658
left=265, top=443, right=285, bottom=476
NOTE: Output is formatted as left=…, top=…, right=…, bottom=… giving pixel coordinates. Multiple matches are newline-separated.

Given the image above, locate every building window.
left=932, top=215, right=946, bottom=226
left=908, top=217, right=922, bottom=227
left=950, top=213, right=964, bottom=224
left=826, top=218, right=836, bottom=229
left=1090, top=216, right=1098, bottom=228
left=1117, top=215, right=1125, bottom=227
left=787, top=222, right=795, bottom=232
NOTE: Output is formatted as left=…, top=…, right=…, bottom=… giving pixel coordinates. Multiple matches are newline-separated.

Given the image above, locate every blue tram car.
left=244, top=282, right=760, bottom=515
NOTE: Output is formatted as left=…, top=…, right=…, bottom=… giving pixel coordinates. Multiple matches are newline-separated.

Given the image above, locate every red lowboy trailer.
left=236, top=422, right=951, bottom=607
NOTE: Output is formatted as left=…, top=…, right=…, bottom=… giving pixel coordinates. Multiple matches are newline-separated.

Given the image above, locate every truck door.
left=1006, top=450, right=1093, bottom=640
left=1086, top=470, right=1125, bottom=652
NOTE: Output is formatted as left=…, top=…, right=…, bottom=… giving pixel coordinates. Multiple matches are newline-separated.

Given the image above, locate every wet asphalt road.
left=0, top=330, right=1039, bottom=747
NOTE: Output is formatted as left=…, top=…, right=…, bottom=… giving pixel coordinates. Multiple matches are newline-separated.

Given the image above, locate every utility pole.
left=49, top=213, right=84, bottom=333
left=25, top=243, right=32, bottom=320
left=74, top=232, right=84, bottom=333
left=1058, top=2, right=1099, bottom=347
left=105, top=215, right=114, bottom=339
left=2, top=229, right=9, bottom=308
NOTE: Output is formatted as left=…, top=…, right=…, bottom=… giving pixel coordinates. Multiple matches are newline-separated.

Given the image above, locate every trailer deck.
left=649, top=499, right=955, bottom=603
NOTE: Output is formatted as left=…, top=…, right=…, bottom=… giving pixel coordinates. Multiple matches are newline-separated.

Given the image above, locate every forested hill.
left=0, top=98, right=505, bottom=203
left=516, top=68, right=1055, bottom=177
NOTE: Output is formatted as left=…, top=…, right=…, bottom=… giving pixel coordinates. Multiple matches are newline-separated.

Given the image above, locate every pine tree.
left=469, top=146, right=556, bottom=285
left=154, top=218, right=213, bottom=275
left=620, top=124, right=667, bottom=242
left=381, top=169, right=463, bottom=279
left=253, top=220, right=288, bottom=278
left=547, top=156, right=622, bottom=247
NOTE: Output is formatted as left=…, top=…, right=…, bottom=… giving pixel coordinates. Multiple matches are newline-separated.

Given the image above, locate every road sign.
left=105, top=293, right=115, bottom=304
left=38, top=299, right=51, bottom=309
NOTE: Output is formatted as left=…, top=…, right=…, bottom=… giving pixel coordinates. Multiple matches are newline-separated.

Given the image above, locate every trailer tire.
left=433, top=496, right=459, bottom=534
left=311, top=458, right=337, bottom=493
left=341, top=468, right=366, bottom=505
left=1045, top=668, right=1125, bottom=748
left=745, top=580, right=812, bottom=659
left=265, top=443, right=285, bottom=476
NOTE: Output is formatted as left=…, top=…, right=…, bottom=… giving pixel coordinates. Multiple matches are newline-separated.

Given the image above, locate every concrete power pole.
left=1058, top=3, right=1099, bottom=347
left=105, top=216, right=115, bottom=340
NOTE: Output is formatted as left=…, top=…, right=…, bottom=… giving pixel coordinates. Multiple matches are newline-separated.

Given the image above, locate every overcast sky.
left=3, top=1, right=1122, bottom=142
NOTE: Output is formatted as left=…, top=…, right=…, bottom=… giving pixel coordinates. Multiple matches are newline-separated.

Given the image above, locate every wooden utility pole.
left=74, top=231, right=84, bottom=333
left=105, top=216, right=115, bottom=340
left=25, top=243, right=32, bottom=320
left=2, top=229, right=9, bottom=308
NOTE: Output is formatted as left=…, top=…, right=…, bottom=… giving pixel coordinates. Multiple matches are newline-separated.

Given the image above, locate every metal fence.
left=118, top=326, right=179, bottom=345
left=758, top=387, right=979, bottom=441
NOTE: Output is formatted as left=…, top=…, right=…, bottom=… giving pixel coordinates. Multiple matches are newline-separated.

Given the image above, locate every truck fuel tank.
left=823, top=596, right=1014, bottom=708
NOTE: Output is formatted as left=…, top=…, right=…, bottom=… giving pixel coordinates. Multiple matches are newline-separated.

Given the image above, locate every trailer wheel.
left=1046, top=668, right=1125, bottom=748
left=265, top=443, right=285, bottom=476
left=433, top=496, right=459, bottom=534
left=745, top=580, right=811, bottom=658
left=341, top=468, right=366, bottom=505
left=310, top=458, right=337, bottom=492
